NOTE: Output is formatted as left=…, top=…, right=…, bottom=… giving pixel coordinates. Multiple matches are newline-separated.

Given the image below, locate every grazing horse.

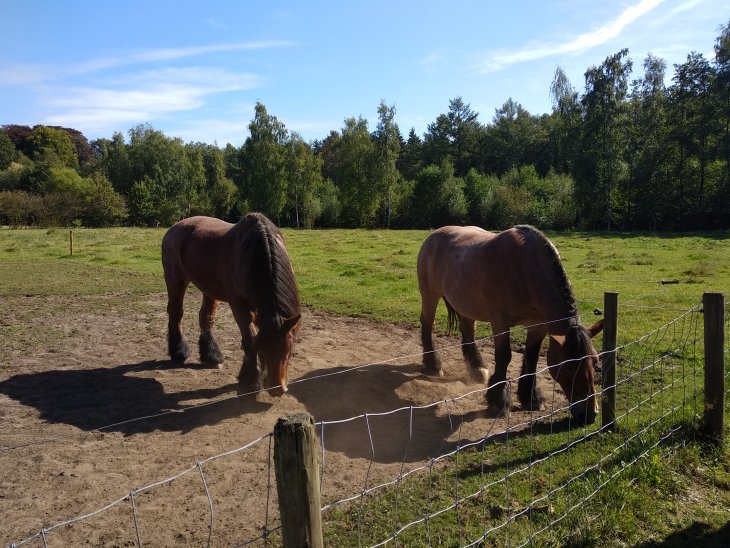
left=417, top=224, right=603, bottom=423
left=162, top=213, right=301, bottom=396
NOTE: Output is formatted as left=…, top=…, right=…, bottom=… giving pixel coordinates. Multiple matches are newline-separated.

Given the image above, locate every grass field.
left=1, top=226, right=728, bottom=341
left=1, top=226, right=729, bottom=546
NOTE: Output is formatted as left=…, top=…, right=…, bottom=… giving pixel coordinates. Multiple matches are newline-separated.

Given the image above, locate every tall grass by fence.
left=7, top=292, right=726, bottom=547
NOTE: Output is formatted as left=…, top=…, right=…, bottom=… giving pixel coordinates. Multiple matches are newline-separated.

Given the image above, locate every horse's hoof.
left=523, top=402, right=546, bottom=412
left=202, top=359, right=224, bottom=369
left=467, top=367, right=489, bottom=385
left=421, top=366, right=444, bottom=377
left=170, top=349, right=190, bottom=362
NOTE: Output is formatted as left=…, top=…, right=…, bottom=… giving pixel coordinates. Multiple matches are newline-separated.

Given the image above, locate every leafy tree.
left=576, top=49, right=633, bottom=229
left=202, top=144, right=237, bottom=219
left=626, top=54, right=671, bottom=228
left=329, top=117, right=378, bottom=227
left=30, top=126, right=79, bottom=169
left=669, top=52, right=717, bottom=226
left=126, top=124, right=190, bottom=223
left=240, top=102, right=289, bottom=222
left=2, top=125, right=34, bottom=158
left=82, top=173, right=127, bottom=226
left=398, top=128, right=423, bottom=182
left=183, top=143, right=207, bottom=215
left=716, top=21, right=730, bottom=193
left=372, top=101, right=401, bottom=227
left=0, top=131, right=15, bottom=170
left=410, top=159, right=467, bottom=228
left=285, top=133, right=324, bottom=228
left=549, top=67, right=581, bottom=174
left=423, top=97, right=483, bottom=176
left=45, top=166, right=92, bottom=194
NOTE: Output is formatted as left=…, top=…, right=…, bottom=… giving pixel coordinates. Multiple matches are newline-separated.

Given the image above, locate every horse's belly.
left=444, top=293, right=495, bottom=323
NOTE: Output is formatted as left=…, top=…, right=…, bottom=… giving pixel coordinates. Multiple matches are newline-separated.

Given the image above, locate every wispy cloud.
left=71, top=41, right=294, bottom=75
left=42, top=67, right=260, bottom=134
left=474, top=0, right=667, bottom=73
left=0, top=41, right=293, bottom=88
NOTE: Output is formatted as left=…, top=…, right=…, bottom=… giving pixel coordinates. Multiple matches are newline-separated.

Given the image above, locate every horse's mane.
left=239, top=213, right=300, bottom=324
left=514, top=225, right=578, bottom=320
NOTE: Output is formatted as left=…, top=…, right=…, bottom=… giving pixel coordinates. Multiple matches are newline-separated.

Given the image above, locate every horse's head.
left=256, top=314, right=301, bottom=396
left=546, top=319, right=604, bottom=424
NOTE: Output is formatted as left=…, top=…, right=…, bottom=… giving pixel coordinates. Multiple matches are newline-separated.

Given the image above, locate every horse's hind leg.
left=517, top=328, right=547, bottom=411
left=165, top=280, right=191, bottom=362
left=459, top=317, right=489, bottom=384
left=419, top=291, right=443, bottom=376
left=199, top=295, right=224, bottom=368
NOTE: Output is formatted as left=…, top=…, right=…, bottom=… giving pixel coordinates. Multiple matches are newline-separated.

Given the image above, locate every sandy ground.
left=0, top=292, right=569, bottom=546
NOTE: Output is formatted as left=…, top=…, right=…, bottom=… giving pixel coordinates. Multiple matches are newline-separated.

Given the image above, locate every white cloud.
left=71, top=41, right=294, bottom=75
left=0, top=41, right=292, bottom=88
left=41, top=67, right=261, bottom=136
left=474, top=0, right=667, bottom=73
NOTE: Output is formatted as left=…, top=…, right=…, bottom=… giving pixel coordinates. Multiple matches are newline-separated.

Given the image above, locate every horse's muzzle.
left=570, top=401, right=598, bottom=425
left=266, top=383, right=287, bottom=397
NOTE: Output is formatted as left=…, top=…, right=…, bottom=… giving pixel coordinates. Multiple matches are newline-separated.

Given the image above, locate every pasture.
left=0, top=226, right=728, bottom=546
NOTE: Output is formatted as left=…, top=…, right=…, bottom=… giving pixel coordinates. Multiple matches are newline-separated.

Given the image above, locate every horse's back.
left=417, top=225, right=496, bottom=288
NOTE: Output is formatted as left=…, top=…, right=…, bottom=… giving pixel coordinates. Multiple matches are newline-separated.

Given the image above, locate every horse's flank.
left=417, top=224, right=577, bottom=335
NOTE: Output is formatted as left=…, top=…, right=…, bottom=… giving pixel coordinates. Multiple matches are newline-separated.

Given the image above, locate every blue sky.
left=1, top=0, right=727, bottom=146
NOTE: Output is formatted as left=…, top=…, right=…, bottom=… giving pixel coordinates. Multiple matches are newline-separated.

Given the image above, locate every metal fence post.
left=274, top=412, right=324, bottom=548
left=601, top=292, right=618, bottom=431
left=702, top=292, right=725, bottom=443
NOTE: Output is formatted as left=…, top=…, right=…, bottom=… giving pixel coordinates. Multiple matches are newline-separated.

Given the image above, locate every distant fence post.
left=702, top=292, right=725, bottom=443
left=601, top=292, right=618, bottom=431
left=69, top=230, right=74, bottom=256
left=274, top=413, right=323, bottom=548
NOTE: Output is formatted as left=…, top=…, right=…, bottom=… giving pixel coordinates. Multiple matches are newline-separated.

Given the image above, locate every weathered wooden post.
left=69, top=230, right=74, bottom=256
left=601, top=292, right=618, bottom=431
left=274, top=413, right=323, bottom=548
left=702, top=292, right=725, bottom=443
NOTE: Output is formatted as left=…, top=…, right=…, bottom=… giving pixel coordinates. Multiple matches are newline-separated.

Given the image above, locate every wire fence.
left=316, top=304, right=706, bottom=546
left=5, top=298, right=726, bottom=547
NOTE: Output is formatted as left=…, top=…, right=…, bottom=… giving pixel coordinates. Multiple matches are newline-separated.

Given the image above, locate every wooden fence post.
left=702, top=292, right=725, bottom=442
left=69, top=230, right=74, bottom=256
left=274, top=413, right=323, bottom=548
left=601, top=292, right=618, bottom=431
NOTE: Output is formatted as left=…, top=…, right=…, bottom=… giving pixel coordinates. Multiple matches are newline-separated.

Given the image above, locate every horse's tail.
left=443, top=297, right=460, bottom=335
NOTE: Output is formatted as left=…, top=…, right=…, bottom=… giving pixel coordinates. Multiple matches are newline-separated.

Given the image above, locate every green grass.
left=1, top=226, right=729, bottom=546
left=2, top=228, right=727, bottom=342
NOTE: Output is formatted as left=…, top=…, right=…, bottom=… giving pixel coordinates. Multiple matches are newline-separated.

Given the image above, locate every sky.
left=1, top=0, right=727, bottom=147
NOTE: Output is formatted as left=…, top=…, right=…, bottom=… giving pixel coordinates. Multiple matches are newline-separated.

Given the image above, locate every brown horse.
left=162, top=213, right=301, bottom=396
left=417, top=224, right=603, bottom=424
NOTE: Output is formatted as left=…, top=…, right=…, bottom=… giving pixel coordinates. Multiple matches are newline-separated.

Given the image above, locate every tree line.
left=1, top=21, right=728, bottom=230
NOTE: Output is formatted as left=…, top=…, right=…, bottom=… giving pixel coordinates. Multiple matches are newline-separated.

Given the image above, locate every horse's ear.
left=282, top=314, right=301, bottom=332
left=587, top=319, right=604, bottom=338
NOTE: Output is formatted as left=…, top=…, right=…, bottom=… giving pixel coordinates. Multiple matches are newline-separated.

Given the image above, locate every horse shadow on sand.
left=287, top=360, right=578, bottom=466
left=0, top=359, right=271, bottom=436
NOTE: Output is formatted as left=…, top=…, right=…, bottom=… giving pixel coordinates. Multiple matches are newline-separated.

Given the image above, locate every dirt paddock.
left=0, top=292, right=570, bottom=546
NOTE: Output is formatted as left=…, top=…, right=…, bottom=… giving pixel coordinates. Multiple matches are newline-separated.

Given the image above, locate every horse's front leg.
left=166, top=283, right=191, bottom=362
left=486, top=323, right=512, bottom=416
left=517, top=328, right=547, bottom=411
left=460, top=317, right=489, bottom=384
left=198, top=295, right=224, bottom=368
left=232, top=305, right=260, bottom=392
